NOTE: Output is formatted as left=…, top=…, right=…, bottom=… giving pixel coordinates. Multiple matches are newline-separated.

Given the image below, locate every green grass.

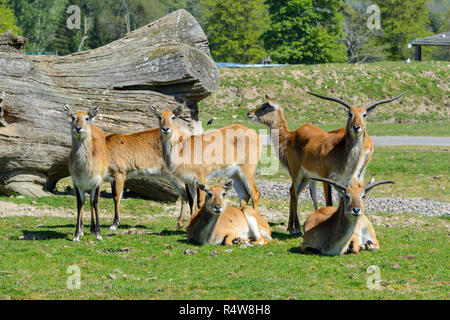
left=200, top=61, right=450, bottom=136
left=0, top=210, right=448, bottom=299
left=0, top=143, right=448, bottom=299
left=258, top=146, right=450, bottom=201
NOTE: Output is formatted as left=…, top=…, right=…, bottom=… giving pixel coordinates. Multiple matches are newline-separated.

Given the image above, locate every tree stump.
left=0, top=9, right=220, bottom=200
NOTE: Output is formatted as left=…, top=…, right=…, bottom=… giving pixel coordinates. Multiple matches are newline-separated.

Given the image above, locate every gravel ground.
left=251, top=179, right=450, bottom=217
left=1, top=179, right=448, bottom=220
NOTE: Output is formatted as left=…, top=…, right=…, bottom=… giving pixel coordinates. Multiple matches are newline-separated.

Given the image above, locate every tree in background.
left=6, top=0, right=68, bottom=52
left=198, top=0, right=269, bottom=64
left=373, top=0, right=431, bottom=61
left=262, top=0, right=347, bottom=64
left=0, top=0, right=21, bottom=34
left=341, top=1, right=385, bottom=63
left=429, top=8, right=450, bottom=61
left=6, top=0, right=165, bottom=54
left=160, top=0, right=200, bottom=15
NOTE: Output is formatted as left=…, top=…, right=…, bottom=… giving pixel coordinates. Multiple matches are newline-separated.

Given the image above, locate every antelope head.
left=151, top=104, right=183, bottom=139
left=64, top=105, right=99, bottom=141
left=247, top=95, right=285, bottom=128
left=306, top=91, right=407, bottom=138
left=311, top=177, right=394, bottom=219
left=197, top=180, right=234, bottom=215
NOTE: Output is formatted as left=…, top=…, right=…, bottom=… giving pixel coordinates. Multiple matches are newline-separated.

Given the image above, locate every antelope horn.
left=310, top=177, right=347, bottom=193
left=306, top=90, right=352, bottom=110
left=365, top=91, right=407, bottom=113
left=363, top=180, right=394, bottom=193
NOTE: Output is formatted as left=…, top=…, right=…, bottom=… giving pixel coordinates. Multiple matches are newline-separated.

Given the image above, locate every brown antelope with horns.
left=247, top=92, right=406, bottom=235
left=186, top=180, right=272, bottom=245
left=152, top=105, right=261, bottom=216
left=105, top=127, right=190, bottom=230
left=64, top=105, right=110, bottom=242
left=301, top=177, right=392, bottom=256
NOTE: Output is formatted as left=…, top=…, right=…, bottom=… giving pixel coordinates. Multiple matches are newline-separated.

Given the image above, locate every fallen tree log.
left=0, top=9, right=220, bottom=200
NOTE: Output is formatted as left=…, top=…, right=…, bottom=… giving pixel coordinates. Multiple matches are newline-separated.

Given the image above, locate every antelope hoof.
left=176, top=223, right=184, bottom=230
left=366, top=241, right=377, bottom=252
left=96, top=234, right=103, bottom=241
left=73, top=237, right=80, bottom=242
left=289, top=229, right=303, bottom=237
left=109, top=224, right=118, bottom=231
left=90, top=226, right=96, bottom=235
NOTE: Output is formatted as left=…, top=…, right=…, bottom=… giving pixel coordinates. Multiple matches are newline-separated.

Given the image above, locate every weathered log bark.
left=0, top=9, right=220, bottom=200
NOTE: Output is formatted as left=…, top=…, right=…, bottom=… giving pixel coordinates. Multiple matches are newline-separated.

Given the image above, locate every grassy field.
left=200, top=61, right=450, bottom=136
left=0, top=145, right=448, bottom=299
left=0, top=206, right=448, bottom=299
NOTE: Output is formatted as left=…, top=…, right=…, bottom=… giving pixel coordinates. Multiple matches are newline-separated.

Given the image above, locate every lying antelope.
left=105, top=124, right=190, bottom=230
left=247, top=92, right=405, bottom=235
left=153, top=105, right=261, bottom=216
left=64, top=105, right=109, bottom=242
left=301, top=177, right=392, bottom=256
left=186, top=180, right=272, bottom=245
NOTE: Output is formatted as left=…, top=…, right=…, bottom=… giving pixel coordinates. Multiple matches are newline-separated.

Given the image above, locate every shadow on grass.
left=45, top=223, right=151, bottom=230
left=270, top=231, right=300, bottom=241
left=19, top=230, right=67, bottom=241
left=289, top=246, right=332, bottom=257
left=156, top=229, right=186, bottom=237
left=176, top=238, right=202, bottom=246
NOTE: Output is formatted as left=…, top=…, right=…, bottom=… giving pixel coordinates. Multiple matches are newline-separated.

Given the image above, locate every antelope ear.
left=149, top=104, right=160, bottom=115
left=196, top=182, right=208, bottom=193
left=266, top=96, right=278, bottom=110
left=335, top=187, right=347, bottom=197
left=224, top=180, right=233, bottom=192
left=64, top=104, right=74, bottom=117
left=88, top=106, right=99, bottom=119
left=173, top=105, right=183, bottom=117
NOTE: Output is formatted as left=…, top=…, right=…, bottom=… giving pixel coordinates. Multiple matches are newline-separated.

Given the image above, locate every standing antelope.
left=247, top=92, right=405, bottom=235
left=153, top=105, right=261, bottom=215
left=301, top=177, right=393, bottom=256
left=186, top=180, right=272, bottom=245
left=64, top=105, right=109, bottom=242
left=105, top=127, right=190, bottom=230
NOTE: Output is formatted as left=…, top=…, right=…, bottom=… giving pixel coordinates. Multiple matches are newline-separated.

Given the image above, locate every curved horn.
left=365, top=91, right=407, bottom=113
left=363, top=180, right=394, bottom=193
left=306, top=90, right=352, bottom=110
left=310, top=177, right=347, bottom=193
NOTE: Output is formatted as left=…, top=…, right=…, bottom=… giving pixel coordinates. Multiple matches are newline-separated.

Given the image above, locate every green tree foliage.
left=198, top=0, right=269, bottom=63
left=262, top=0, right=347, bottom=64
left=429, top=8, right=450, bottom=61
left=160, top=0, right=201, bottom=15
left=5, top=0, right=165, bottom=54
left=373, top=0, right=431, bottom=61
left=0, top=0, right=21, bottom=34
left=341, top=1, right=385, bottom=63
left=6, top=0, right=68, bottom=52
